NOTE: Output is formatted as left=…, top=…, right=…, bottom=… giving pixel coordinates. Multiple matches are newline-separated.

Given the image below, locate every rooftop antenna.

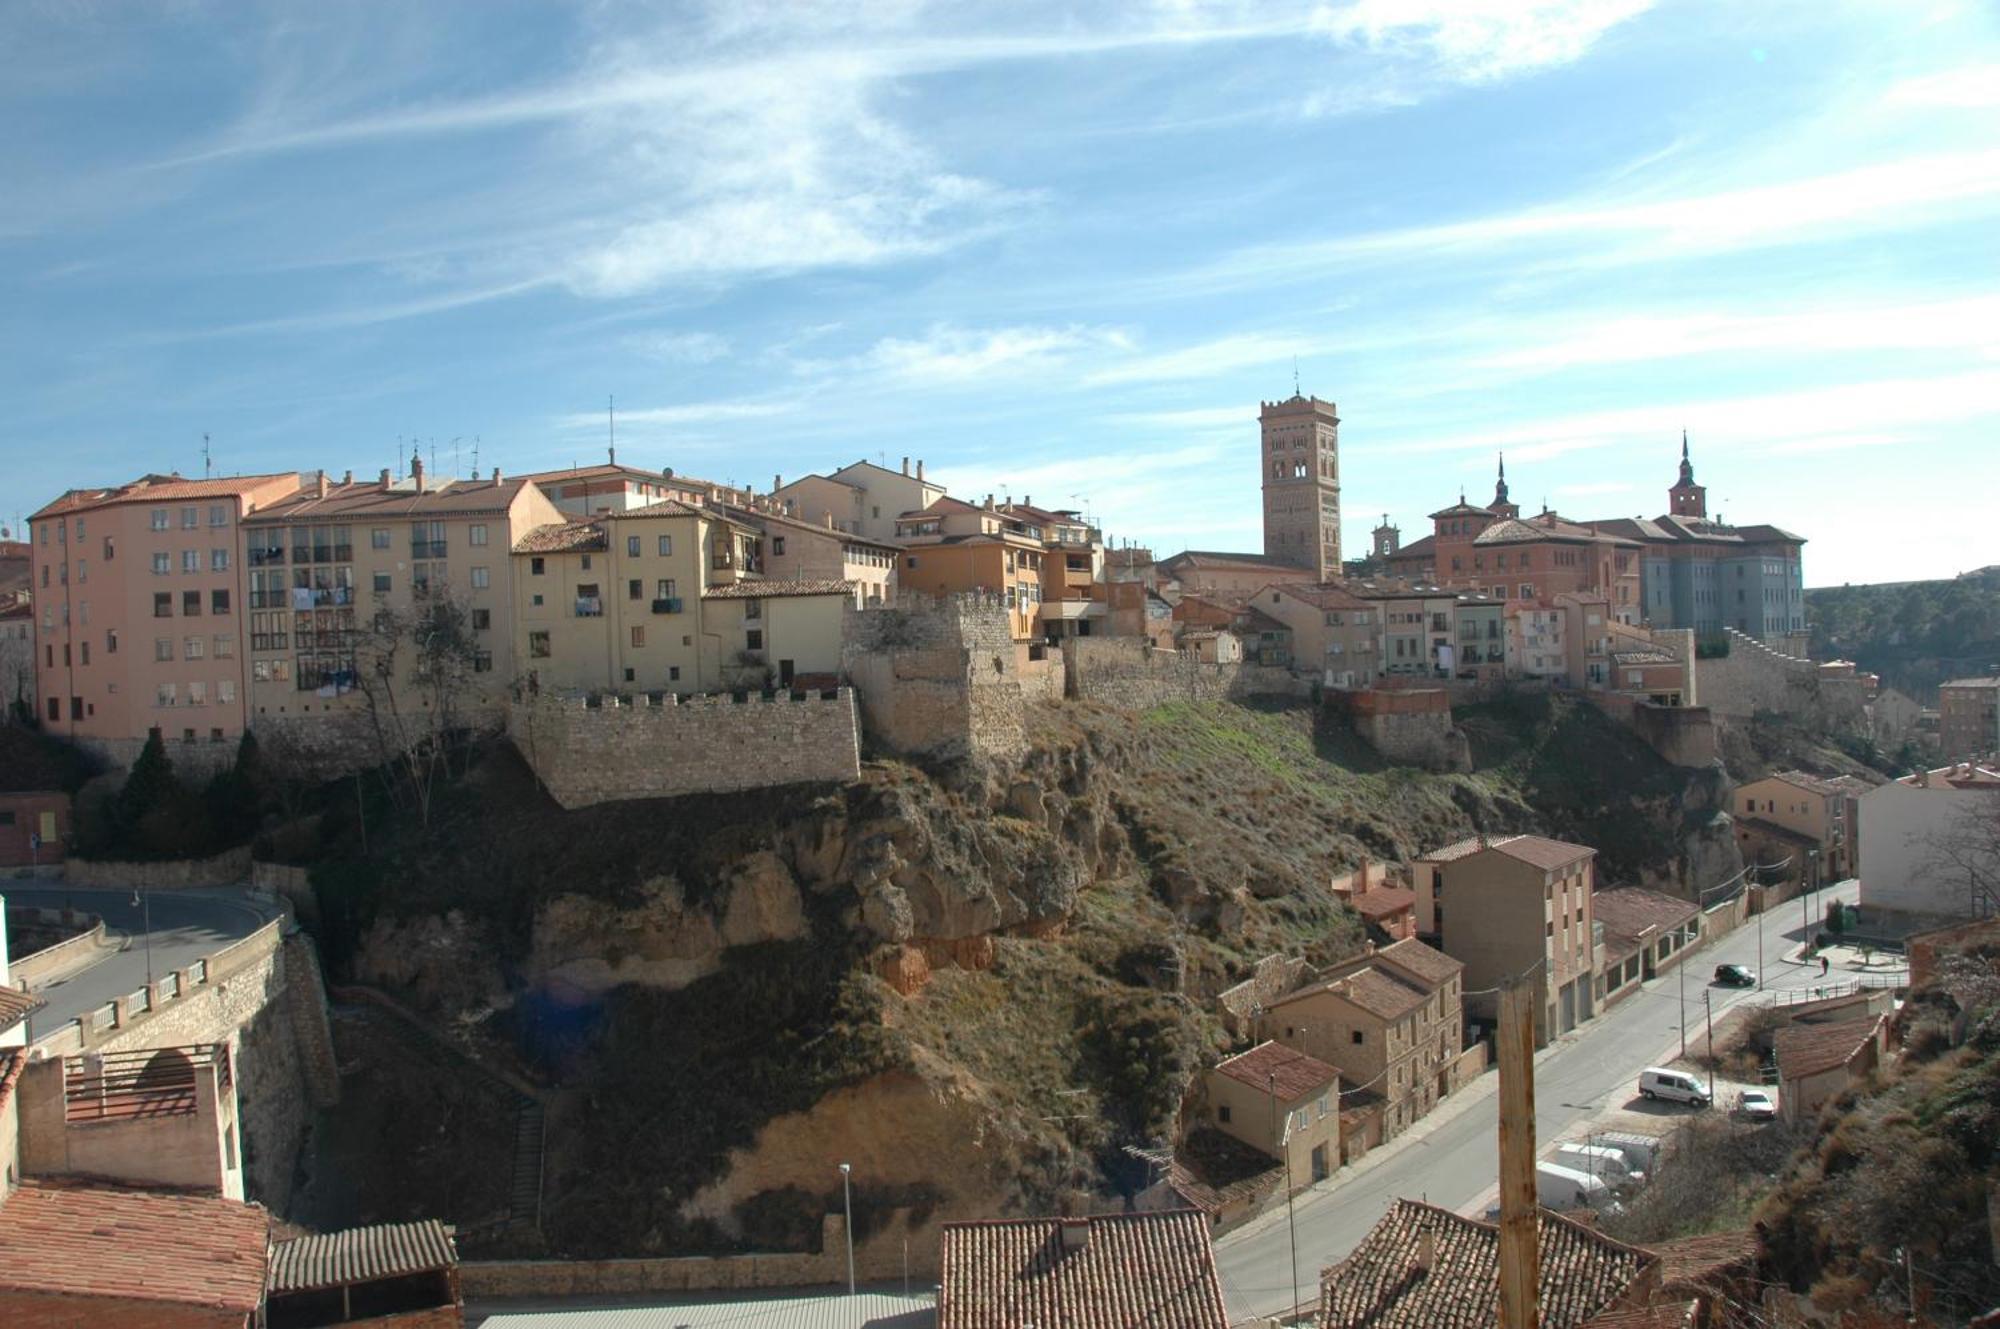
left=1293, top=356, right=1301, bottom=397
left=429, top=437, right=437, bottom=477
left=451, top=436, right=462, bottom=477
left=608, top=394, right=616, bottom=465
left=472, top=435, right=480, bottom=475
left=202, top=432, right=212, bottom=479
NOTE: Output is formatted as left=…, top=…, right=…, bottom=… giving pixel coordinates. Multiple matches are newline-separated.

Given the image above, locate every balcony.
left=248, top=546, right=287, bottom=567
left=574, top=598, right=604, bottom=618
left=411, top=540, right=448, bottom=559
left=651, top=597, right=684, bottom=614
left=1037, top=598, right=1106, bottom=622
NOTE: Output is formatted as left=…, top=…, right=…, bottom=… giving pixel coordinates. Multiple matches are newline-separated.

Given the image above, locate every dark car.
left=1714, top=963, right=1756, bottom=987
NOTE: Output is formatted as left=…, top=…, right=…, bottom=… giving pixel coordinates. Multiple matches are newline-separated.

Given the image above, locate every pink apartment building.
left=28, top=473, right=303, bottom=771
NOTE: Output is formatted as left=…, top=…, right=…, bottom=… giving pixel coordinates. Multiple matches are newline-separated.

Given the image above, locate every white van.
left=1553, top=1142, right=1641, bottom=1190
left=1535, top=1161, right=1623, bottom=1216
left=1638, top=1067, right=1711, bottom=1107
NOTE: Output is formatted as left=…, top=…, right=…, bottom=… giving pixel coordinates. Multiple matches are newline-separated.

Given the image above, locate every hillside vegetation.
left=1809, top=566, right=2000, bottom=700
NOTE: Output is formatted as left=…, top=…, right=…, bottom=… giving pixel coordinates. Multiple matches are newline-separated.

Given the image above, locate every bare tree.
left=1917, top=794, right=2000, bottom=921
left=351, top=583, right=488, bottom=829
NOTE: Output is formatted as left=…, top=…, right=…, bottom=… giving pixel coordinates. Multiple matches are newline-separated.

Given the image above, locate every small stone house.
left=1204, top=1041, right=1341, bottom=1188
left=1774, top=1014, right=1886, bottom=1125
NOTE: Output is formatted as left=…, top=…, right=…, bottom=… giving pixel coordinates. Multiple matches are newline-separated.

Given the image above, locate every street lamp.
left=838, top=1162, right=855, bottom=1296
left=131, top=887, right=153, bottom=990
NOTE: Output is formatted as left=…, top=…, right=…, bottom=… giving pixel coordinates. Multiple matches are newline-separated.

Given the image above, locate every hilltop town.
left=1, top=393, right=1995, bottom=1328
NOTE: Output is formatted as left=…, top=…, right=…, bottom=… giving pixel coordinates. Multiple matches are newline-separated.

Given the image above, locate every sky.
left=3, top=1, right=1997, bottom=587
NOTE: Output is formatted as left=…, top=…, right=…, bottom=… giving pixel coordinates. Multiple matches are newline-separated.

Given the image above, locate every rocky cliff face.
left=341, top=691, right=1747, bottom=1255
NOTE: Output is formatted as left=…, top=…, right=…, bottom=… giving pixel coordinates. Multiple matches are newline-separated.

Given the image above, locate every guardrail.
left=33, top=915, right=281, bottom=1053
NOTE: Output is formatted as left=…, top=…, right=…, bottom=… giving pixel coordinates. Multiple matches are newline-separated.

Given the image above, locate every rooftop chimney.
left=984, top=494, right=995, bottom=511
left=342, top=469, right=353, bottom=485
left=493, top=467, right=503, bottom=486
left=1413, top=1230, right=1436, bottom=1275
left=773, top=473, right=782, bottom=495
left=916, top=459, right=925, bottom=481
left=379, top=468, right=392, bottom=491
left=315, top=470, right=329, bottom=498
left=902, top=456, right=910, bottom=475
left=825, top=512, right=834, bottom=530
left=608, top=444, right=617, bottom=465
left=412, top=454, right=425, bottom=491
left=1058, top=1218, right=1090, bottom=1253
left=1023, top=494, right=1031, bottom=507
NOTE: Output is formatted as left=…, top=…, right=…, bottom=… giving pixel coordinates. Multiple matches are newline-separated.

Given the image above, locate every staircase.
left=509, top=1100, right=545, bottom=1232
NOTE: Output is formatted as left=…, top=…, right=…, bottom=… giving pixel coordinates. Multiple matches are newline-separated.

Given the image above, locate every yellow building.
left=513, top=500, right=852, bottom=694
left=1204, top=1041, right=1341, bottom=1188
left=1733, top=770, right=1855, bottom=883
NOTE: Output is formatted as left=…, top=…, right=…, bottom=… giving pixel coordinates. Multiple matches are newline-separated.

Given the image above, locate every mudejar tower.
left=1260, top=393, right=1342, bottom=582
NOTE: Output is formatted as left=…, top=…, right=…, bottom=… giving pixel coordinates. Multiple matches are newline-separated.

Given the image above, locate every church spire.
left=1677, top=430, right=1695, bottom=486
left=1494, top=451, right=1509, bottom=506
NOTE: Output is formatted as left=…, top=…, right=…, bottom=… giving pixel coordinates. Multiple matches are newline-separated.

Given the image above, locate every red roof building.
left=940, top=1210, right=1228, bottom=1329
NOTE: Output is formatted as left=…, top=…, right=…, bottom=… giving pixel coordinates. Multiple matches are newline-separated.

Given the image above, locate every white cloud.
left=1313, top=0, right=1655, bottom=84
left=1883, top=64, right=2000, bottom=109
left=854, top=323, right=1132, bottom=382
left=629, top=331, right=732, bottom=364
left=554, top=399, right=793, bottom=431
left=1085, top=331, right=1321, bottom=386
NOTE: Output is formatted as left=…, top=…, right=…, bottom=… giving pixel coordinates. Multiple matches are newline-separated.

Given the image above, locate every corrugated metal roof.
left=267, top=1219, right=457, bottom=1294
left=473, top=1291, right=936, bottom=1328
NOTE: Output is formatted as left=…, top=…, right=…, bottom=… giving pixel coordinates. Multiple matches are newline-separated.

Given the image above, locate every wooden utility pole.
left=1497, top=977, right=1540, bottom=1329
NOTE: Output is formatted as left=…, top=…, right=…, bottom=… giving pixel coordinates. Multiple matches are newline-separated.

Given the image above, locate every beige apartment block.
left=1259, top=394, right=1342, bottom=582
left=514, top=500, right=851, bottom=694
left=1734, top=770, right=1856, bottom=884
left=1252, top=583, right=1381, bottom=689
left=1259, top=938, right=1464, bottom=1139
left=1505, top=599, right=1569, bottom=681
left=895, top=497, right=1045, bottom=642
left=721, top=502, right=899, bottom=607
left=1350, top=583, right=1457, bottom=679
left=775, top=458, right=943, bottom=543
left=29, top=471, right=304, bottom=769
left=995, top=499, right=1105, bottom=641
left=1557, top=590, right=1614, bottom=689
left=519, top=458, right=742, bottom=517
left=1938, top=676, right=2000, bottom=763
left=1204, top=1041, right=1341, bottom=1187
left=239, top=465, right=565, bottom=739
left=1413, top=833, right=1599, bottom=1044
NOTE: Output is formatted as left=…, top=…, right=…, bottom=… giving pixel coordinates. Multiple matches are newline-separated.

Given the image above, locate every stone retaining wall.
left=1060, top=637, right=1306, bottom=710
left=843, top=596, right=1029, bottom=762
left=1329, top=688, right=1470, bottom=771
left=7, top=910, right=107, bottom=987
left=509, top=689, right=862, bottom=809
left=63, top=845, right=253, bottom=889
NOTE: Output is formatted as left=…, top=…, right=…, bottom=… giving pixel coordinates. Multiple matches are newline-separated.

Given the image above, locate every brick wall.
left=1060, top=637, right=1307, bottom=710
left=508, top=689, right=861, bottom=810
left=1, top=1291, right=249, bottom=1327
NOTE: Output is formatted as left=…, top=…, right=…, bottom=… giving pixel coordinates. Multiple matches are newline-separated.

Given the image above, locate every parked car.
left=1536, top=1162, right=1624, bottom=1217
left=1736, top=1089, right=1778, bottom=1122
left=1552, top=1142, right=1643, bottom=1191
left=1714, top=963, right=1756, bottom=987
left=1638, top=1067, right=1712, bottom=1107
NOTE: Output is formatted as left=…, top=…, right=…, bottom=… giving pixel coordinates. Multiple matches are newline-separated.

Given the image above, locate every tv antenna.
left=472, top=435, right=481, bottom=475
left=608, top=394, right=616, bottom=464
left=1293, top=356, right=1300, bottom=397
left=202, top=432, right=212, bottom=478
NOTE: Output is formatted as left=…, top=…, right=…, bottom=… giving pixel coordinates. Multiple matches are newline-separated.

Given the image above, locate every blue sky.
left=3, top=1, right=1997, bottom=586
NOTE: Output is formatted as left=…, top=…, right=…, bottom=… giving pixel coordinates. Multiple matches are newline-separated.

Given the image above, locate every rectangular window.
left=155, top=637, right=173, bottom=661
left=529, top=631, right=551, bottom=658
left=630, top=626, right=645, bottom=648
left=372, top=572, right=391, bottom=594
left=157, top=682, right=177, bottom=707
left=628, top=578, right=642, bottom=600
left=152, top=552, right=171, bottom=575
left=656, top=578, right=676, bottom=598
left=210, top=504, right=229, bottom=527
left=151, top=508, right=169, bottom=531
left=185, top=636, right=205, bottom=659
left=746, top=629, right=764, bottom=650
left=182, top=549, right=200, bottom=573
left=657, top=535, right=673, bottom=556
left=106, top=628, right=118, bottom=654
left=669, top=665, right=681, bottom=681
left=471, top=608, right=491, bottom=631
left=581, top=554, right=592, bottom=570
left=211, top=589, right=230, bottom=615
left=773, top=536, right=786, bottom=556
left=469, top=523, right=489, bottom=547
left=211, top=548, right=230, bottom=571
left=215, top=634, right=234, bottom=659
left=371, top=527, right=391, bottom=549
left=531, top=557, right=546, bottom=575
left=154, top=592, right=173, bottom=618
left=183, top=590, right=202, bottom=616
left=218, top=679, right=235, bottom=703
left=470, top=566, right=490, bottom=589
left=473, top=650, right=493, bottom=673
left=181, top=507, right=198, bottom=529
left=627, top=535, right=641, bottom=557
left=189, top=680, right=207, bottom=705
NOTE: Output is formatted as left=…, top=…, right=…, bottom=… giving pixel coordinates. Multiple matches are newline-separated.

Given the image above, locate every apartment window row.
left=151, top=678, right=238, bottom=708
left=148, top=548, right=233, bottom=575
left=152, top=590, right=232, bottom=617
left=148, top=505, right=232, bottom=532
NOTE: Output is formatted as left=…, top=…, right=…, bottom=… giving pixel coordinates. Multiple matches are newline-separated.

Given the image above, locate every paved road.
left=1214, top=880, right=1873, bottom=1319
left=3, top=886, right=282, bottom=1042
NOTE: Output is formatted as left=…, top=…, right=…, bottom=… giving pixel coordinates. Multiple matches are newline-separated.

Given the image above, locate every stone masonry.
left=1696, top=627, right=1867, bottom=731
left=1060, top=636, right=1307, bottom=710
left=509, top=689, right=862, bottom=809
left=842, top=596, right=1029, bottom=763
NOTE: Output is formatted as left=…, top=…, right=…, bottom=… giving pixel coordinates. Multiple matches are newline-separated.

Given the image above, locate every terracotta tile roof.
left=1213, top=1041, right=1340, bottom=1101
left=518, top=461, right=723, bottom=491
left=1770, top=769, right=1843, bottom=797
left=1646, top=1229, right=1758, bottom=1297
left=243, top=476, right=539, bottom=522
left=1268, top=582, right=1377, bottom=611
left=1474, top=514, right=1639, bottom=548
left=1325, top=966, right=1430, bottom=1020
left=1386, top=533, right=1436, bottom=558
left=31, top=471, right=301, bottom=520
left=1592, top=888, right=1699, bottom=957
left=1373, top=937, right=1464, bottom=988
left=1489, top=835, right=1595, bottom=871
left=0, top=982, right=45, bottom=1030
left=1580, top=1302, right=1699, bottom=1328
left=0, top=1179, right=270, bottom=1312
left=725, top=504, right=901, bottom=550
left=268, top=1219, right=457, bottom=1294
left=1353, top=886, right=1418, bottom=919
left=609, top=498, right=731, bottom=523
left=902, top=495, right=985, bottom=518
left=1775, top=1015, right=1882, bottom=1082
left=1417, top=835, right=1489, bottom=864
left=1612, top=649, right=1677, bottom=666
left=1163, top=549, right=1315, bottom=572
left=0, top=1047, right=25, bottom=1118
left=702, top=579, right=855, bottom=598
left=939, top=1210, right=1227, bottom=1329
left=1318, top=1199, right=1655, bottom=1329
left=513, top=521, right=608, bottom=554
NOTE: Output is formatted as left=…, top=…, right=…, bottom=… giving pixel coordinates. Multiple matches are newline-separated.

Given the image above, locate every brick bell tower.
left=1669, top=430, right=1707, bottom=518
left=1260, top=391, right=1342, bottom=580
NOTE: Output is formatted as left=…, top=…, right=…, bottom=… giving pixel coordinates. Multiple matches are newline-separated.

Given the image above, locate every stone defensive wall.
left=508, top=688, right=862, bottom=809
left=1060, top=636, right=1307, bottom=710
left=1587, top=693, right=1719, bottom=768
left=1326, top=687, right=1470, bottom=772
left=1697, top=628, right=1867, bottom=730
left=842, top=595, right=1036, bottom=763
